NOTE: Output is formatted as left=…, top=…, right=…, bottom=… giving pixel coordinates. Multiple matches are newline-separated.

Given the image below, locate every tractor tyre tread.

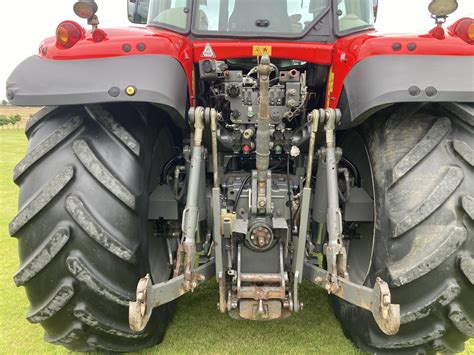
left=333, top=103, right=474, bottom=354
left=10, top=104, right=171, bottom=352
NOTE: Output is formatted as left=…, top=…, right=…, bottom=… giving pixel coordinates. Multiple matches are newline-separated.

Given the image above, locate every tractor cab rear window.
left=336, top=0, right=376, bottom=33
left=146, top=0, right=330, bottom=35
left=144, top=0, right=375, bottom=36
left=148, top=0, right=191, bottom=30
left=193, top=0, right=329, bottom=35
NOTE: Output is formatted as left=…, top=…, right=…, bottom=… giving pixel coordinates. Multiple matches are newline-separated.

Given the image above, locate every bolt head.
left=290, top=146, right=300, bottom=157
left=287, top=99, right=297, bottom=108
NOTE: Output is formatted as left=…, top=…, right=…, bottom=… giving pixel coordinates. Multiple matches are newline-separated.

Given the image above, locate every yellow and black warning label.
left=252, top=45, right=273, bottom=57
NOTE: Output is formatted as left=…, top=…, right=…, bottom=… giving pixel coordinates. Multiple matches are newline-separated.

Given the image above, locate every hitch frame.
left=129, top=96, right=401, bottom=335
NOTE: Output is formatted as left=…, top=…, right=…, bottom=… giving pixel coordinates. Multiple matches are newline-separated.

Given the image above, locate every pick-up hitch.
left=303, top=263, right=400, bottom=335
left=129, top=104, right=400, bottom=335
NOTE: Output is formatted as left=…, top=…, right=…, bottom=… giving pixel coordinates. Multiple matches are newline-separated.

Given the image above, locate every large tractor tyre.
left=9, top=104, right=176, bottom=352
left=333, top=103, right=474, bottom=353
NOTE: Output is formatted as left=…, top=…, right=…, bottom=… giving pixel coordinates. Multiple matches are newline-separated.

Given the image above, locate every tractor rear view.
left=6, top=0, right=473, bottom=352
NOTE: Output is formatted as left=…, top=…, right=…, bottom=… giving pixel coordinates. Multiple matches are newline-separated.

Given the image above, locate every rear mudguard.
left=6, top=54, right=188, bottom=123
left=338, top=55, right=474, bottom=128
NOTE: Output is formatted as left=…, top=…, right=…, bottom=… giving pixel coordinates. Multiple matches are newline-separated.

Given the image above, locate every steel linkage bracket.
left=303, top=262, right=400, bottom=336
left=129, top=260, right=215, bottom=332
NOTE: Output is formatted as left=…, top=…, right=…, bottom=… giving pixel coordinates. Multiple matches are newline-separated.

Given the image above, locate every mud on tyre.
left=333, top=103, right=474, bottom=353
left=10, top=104, right=175, bottom=352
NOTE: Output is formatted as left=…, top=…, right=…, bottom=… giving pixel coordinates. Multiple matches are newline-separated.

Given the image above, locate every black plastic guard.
left=6, top=54, right=188, bottom=121
left=339, top=55, right=474, bottom=128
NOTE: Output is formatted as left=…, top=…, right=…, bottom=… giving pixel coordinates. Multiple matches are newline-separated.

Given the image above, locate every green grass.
left=0, top=130, right=472, bottom=354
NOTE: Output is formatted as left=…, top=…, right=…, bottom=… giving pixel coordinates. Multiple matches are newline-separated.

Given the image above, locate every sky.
left=0, top=0, right=473, bottom=102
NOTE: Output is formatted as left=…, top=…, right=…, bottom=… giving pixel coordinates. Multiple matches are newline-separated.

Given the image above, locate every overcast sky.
left=1, top=0, right=473, bottom=102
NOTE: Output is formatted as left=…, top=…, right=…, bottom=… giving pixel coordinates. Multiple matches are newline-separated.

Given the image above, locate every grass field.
left=0, top=129, right=473, bottom=354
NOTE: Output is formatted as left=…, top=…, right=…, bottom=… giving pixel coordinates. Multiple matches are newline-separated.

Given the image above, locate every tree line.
left=0, top=114, right=22, bottom=129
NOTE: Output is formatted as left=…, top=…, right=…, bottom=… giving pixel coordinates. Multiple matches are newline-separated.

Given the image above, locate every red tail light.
left=92, top=29, right=107, bottom=43
left=448, top=18, right=474, bottom=44
left=56, top=21, right=84, bottom=49
left=429, top=26, right=446, bottom=40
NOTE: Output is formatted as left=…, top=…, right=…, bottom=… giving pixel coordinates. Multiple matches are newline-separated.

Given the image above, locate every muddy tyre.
left=333, top=103, right=474, bottom=353
left=10, top=104, right=175, bottom=352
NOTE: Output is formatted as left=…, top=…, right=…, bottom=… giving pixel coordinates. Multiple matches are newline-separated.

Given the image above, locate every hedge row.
left=0, top=114, right=22, bottom=129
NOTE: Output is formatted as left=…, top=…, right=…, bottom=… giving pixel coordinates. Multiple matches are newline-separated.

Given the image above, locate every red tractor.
left=6, top=0, right=473, bottom=352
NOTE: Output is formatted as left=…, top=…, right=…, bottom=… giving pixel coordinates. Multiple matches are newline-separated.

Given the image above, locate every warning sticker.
left=252, top=45, right=272, bottom=56
left=201, top=43, right=216, bottom=58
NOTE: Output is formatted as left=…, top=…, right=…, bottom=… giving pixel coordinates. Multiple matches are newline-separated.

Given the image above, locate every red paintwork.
left=327, top=30, right=473, bottom=108
left=40, top=26, right=196, bottom=104
left=192, top=41, right=334, bottom=64
left=39, top=20, right=474, bottom=110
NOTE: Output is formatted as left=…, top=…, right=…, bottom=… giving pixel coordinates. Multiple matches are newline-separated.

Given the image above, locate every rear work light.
left=73, top=1, right=98, bottom=19
left=449, top=18, right=474, bottom=44
left=56, top=21, right=84, bottom=49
